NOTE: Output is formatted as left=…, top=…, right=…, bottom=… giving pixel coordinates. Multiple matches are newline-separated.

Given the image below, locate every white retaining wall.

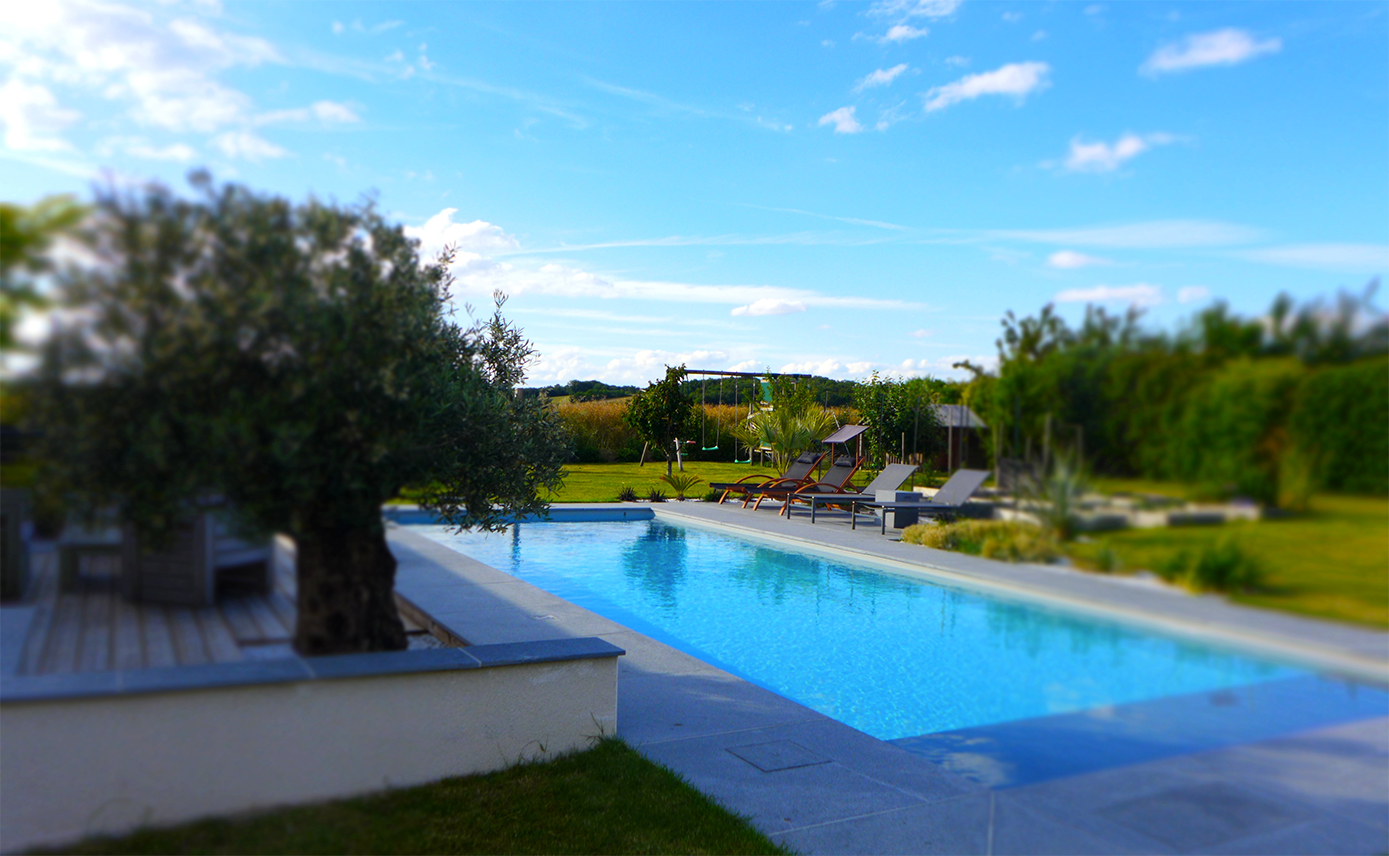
left=1, top=649, right=618, bottom=853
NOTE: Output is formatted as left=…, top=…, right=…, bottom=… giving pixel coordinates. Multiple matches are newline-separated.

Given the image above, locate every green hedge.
left=1289, top=357, right=1389, bottom=495
left=1166, top=358, right=1304, bottom=504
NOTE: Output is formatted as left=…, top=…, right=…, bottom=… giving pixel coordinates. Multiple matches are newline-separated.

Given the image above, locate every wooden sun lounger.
left=709, top=450, right=826, bottom=506
left=747, top=455, right=864, bottom=515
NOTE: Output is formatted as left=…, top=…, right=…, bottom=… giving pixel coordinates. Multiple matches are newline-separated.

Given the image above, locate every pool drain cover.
left=726, top=740, right=830, bottom=772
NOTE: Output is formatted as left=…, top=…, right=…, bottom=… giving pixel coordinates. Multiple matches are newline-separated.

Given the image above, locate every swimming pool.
left=414, top=517, right=1386, bottom=781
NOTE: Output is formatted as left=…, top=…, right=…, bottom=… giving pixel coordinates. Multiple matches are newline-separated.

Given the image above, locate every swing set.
left=686, top=369, right=814, bottom=465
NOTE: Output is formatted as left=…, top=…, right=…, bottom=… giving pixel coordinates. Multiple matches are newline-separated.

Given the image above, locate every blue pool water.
left=414, top=518, right=1386, bottom=753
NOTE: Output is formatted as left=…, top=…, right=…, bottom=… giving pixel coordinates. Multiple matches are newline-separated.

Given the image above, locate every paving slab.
left=640, top=730, right=929, bottom=835
left=616, top=667, right=830, bottom=746
left=990, top=794, right=1169, bottom=855
left=771, top=793, right=993, bottom=856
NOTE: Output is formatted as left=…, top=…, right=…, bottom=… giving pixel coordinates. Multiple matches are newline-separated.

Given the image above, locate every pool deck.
left=388, top=503, right=1389, bottom=855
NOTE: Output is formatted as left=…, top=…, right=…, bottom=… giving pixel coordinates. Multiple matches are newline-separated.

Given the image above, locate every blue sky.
left=3, top=0, right=1386, bottom=385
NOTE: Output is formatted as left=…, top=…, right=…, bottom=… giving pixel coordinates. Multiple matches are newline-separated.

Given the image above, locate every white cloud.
left=780, top=359, right=843, bottom=376
left=1241, top=244, right=1389, bottom=273
left=731, top=299, right=808, bottom=317
left=407, top=210, right=924, bottom=320
left=256, top=100, right=361, bottom=125
left=210, top=129, right=288, bottom=161
left=1141, top=28, right=1282, bottom=76
left=0, top=1, right=365, bottom=162
left=924, top=62, right=1050, bottom=112
left=1047, top=250, right=1110, bottom=269
left=997, top=220, right=1262, bottom=249
left=1, top=2, right=278, bottom=134
left=869, top=0, right=961, bottom=20
left=910, top=328, right=932, bottom=338
left=1177, top=286, right=1210, bottom=304
left=818, top=106, right=863, bottom=134
left=404, top=209, right=519, bottom=271
left=855, top=64, right=909, bottom=91
left=881, top=24, right=929, bottom=43
left=944, top=55, right=970, bottom=67
left=0, top=78, right=80, bottom=151
left=1061, top=132, right=1177, bottom=173
left=331, top=21, right=344, bottom=34
left=1054, top=283, right=1164, bottom=306
left=1002, top=11, right=1024, bottom=23
left=128, top=140, right=196, bottom=160
left=598, top=349, right=735, bottom=386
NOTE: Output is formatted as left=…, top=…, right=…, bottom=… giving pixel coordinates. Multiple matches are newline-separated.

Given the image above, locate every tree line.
left=957, top=291, right=1388, bottom=505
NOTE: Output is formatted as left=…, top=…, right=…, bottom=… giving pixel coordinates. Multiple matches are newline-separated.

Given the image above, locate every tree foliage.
left=852, top=373, right=942, bottom=466
left=0, top=195, right=88, bottom=354
left=961, top=287, right=1388, bottom=503
left=623, top=364, right=697, bottom=475
left=30, top=175, right=569, bottom=653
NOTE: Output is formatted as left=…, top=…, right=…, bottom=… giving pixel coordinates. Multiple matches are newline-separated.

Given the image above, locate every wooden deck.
left=17, top=542, right=297, bottom=676
left=15, top=542, right=435, bottom=676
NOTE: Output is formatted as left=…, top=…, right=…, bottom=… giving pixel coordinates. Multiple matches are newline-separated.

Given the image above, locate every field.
left=542, top=461, right=782, bottom=502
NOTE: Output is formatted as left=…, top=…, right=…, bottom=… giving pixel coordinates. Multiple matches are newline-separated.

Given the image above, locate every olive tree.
left=30, top=175, right=568, bottom=655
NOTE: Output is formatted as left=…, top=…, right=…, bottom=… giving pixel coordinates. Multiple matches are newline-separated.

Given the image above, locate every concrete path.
left=387, top=508, right=1389, bottom=855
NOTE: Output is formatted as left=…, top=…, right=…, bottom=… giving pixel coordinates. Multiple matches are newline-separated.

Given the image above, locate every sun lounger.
left=789, top=463, right=919, bottom=521
left=852, top=468, right=992, bottom=533
left=709, top=450, right=826, bottom=506
left=747, top=454, right=864, bottom=514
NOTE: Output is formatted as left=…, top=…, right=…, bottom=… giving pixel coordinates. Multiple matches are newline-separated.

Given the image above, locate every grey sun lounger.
left=789, top=464, right=920, bottom=521
left=852, top=468, right=992, bottom=533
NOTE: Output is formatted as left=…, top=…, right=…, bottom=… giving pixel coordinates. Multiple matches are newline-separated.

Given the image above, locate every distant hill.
left=517, top=379, right=642, bottom=402
left=520, top=375, right=865, bottom=408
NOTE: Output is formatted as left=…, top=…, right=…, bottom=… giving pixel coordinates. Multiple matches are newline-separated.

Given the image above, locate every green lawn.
left=46, top=739, right=787, bottom=856
left=1066, top=490, right=1389, bottom=629
left=542, top=461, right=782, bottom=503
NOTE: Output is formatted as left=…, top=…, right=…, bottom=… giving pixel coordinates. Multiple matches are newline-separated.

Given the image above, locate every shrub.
left=1160, top=538, right=1264, bottom=593
left=646, top=489, right=667, bottom=503
left=1024, top=454, right=1087, bottom=541
left=1094, top=544, right=1121, bottom=573
left=901, top=520, right=1060, bottom=564
left=659, top=472, right=703, bottom=501
left=700, top=487, right=724, bottom=503
left=615, top=485, right=638, bottom=503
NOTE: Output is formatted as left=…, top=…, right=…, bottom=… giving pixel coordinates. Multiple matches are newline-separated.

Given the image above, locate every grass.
left=1065, top=491, right=1389, bottom=629
left=46, top=739, right=788, bottom=856
left=542, top=461, right=781, bottom=503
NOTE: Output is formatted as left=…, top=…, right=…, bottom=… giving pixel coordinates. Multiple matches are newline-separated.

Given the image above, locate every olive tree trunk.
left=294, top=523, right=407, bottom=655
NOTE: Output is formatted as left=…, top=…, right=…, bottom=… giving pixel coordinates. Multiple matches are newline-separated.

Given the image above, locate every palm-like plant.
left=659, top=472, right=704, bottom=501
left=731, top=408, right=837, bottom=467
left=1022, top=453, right=1088, bottom=541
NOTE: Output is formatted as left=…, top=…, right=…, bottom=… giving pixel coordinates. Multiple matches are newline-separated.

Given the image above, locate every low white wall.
left=1, top=655, right=617, bottom=853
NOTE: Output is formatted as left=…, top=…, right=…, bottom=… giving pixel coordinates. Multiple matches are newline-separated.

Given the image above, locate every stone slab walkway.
left=386, top=508, right=1389, bottom=855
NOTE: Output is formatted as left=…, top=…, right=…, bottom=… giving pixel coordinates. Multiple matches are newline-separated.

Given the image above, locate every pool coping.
left=394, top=502, right=1389, bottom=684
